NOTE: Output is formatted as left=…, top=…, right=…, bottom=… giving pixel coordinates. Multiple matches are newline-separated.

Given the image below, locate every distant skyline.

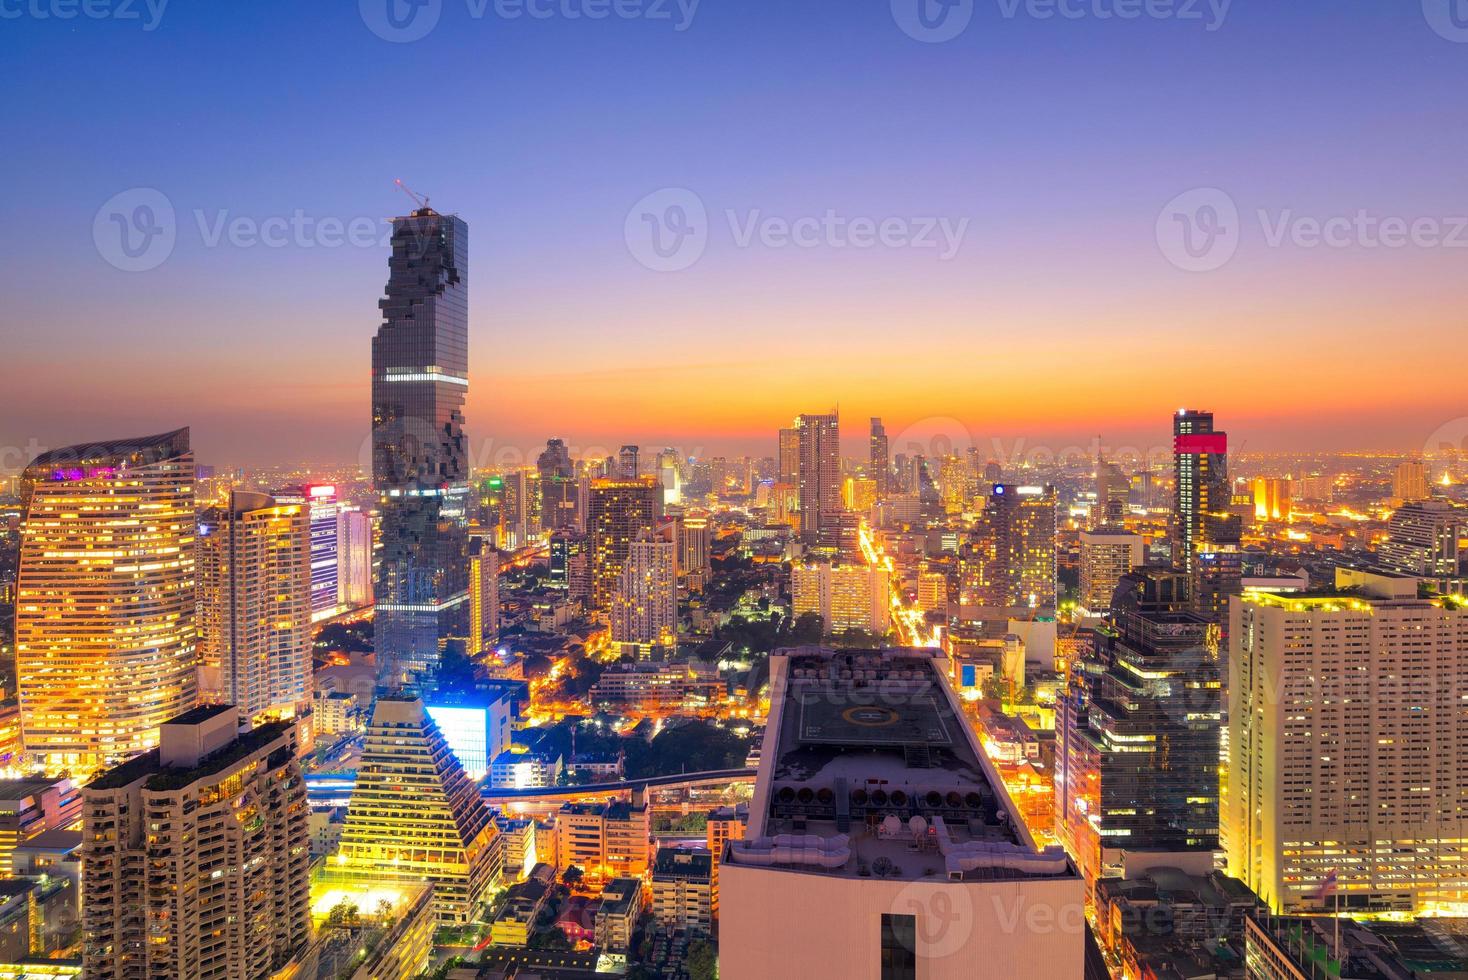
left=4, top=1, right=1467, bottom=469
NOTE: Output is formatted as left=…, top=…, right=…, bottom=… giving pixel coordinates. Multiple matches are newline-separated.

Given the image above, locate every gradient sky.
left=2, top=0, right=1466, bottom=471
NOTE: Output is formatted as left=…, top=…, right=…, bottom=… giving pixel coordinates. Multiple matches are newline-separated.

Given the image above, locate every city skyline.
left=4, top=2, right=1468, bottom=466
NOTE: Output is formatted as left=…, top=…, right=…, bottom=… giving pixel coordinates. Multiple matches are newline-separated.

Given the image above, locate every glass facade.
left=372, top=209, right=471, bottom=692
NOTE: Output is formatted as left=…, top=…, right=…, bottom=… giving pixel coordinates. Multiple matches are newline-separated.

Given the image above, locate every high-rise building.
left=587, top=477, right=662, bottom=614
left=610, top=529, right=678, bottom=655
left=371, top=206, right=471, bottom=693
left=1393, top=459, right=1430, bottom=503
left=537, top=438, right=573, bottom=479
left=1078, top=528, right=1144, bottom=615
left=720, top=647, right=1083, bottom=978
left=273, top=483, right=342, bottom=621
left=939, top=455, right=975, bottom=515
left=1172, top=411, right=1241, bottom=623
left=467, top=536, right=500, bottom=657
left=777, top=427, right=800, bottom=486
left=842, top=475, right=878, bottom=514
left=334, top=697, right=502, bottom=923
left=16, top=429, right=198, bottom=776
left=618, top=445, right=640, bottom=479
left=1055, top=610, right=1221, bottom=889
left=676, top=513, right=712, bottom=588
left=557, top=794, right=651, bottom=880
left=1226, top=571, right=1468, bottom=913
left=869, top=417, right=889, bottom=497
left=0, top=777, right=80, bottom=876
left=1379, top=500, right=1463, bottom=579
left=197, top=490, right=312, bottom=722
left=548, top=530, right=591, bottom=603
left=83, top=706, right=310, bottom=980
left=336, top=506, right=373, bottom=608
left=988, top=484, right=1058, bottom=609
left=796, top=411, right=840, bottom=547
left=790, top=562, right=891, bottom=635
left=1096, top=458, right=1130, bottom=524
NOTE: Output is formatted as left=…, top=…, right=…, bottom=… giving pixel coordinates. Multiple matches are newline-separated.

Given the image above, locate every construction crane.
left=394, top=178, right=432, bottom=213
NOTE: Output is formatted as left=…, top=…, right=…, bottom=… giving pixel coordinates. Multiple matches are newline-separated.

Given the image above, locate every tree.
left=327, top=899, right=359, bottom=927
left=562, top=865, right=584, bottom=888
left=688, top=940, right=718, bottom=980
left=789, top=612, right=824, bottom=644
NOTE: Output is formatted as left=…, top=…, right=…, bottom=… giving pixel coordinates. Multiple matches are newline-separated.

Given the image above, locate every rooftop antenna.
left=394, top=178, right=431, bottom=213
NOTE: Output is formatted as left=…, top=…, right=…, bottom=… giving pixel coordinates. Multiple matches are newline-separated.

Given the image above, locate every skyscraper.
left=336, top=506, right=373, bottom=608
left=1171, top=410, right=1241, bottom=622
left=15, top=429, right=198, bottom=777
left=1056, top=609, right=1221, bottom=888
left=467, top=536, right=500, bottom=657
left=1393, top=458, right=1430, bottom=503
left=587, top=477, right=663, bottom=614
left=618, top=445, right=640, bottom=479
left=795, top=411, right=840, bottom=547
left=1227, top=571, right=1468, bottom=913
left=988, top=484, right=1058, bottom=609
left=1078, top=528, right=1144, bottom=615
left=539, top=442, right=581, bottom=532
left=869, top=417, right=889, bottom=496
left=197, top=490, right=312, bottom=723
left=273, top=483, right=342, bottom=621
left=610, top=528, right=678, bottom=656
left=83, top=706, right=310, bottom=980
left=371, top=206, right=471, bottom=692
left=334, top=697, right=503, bottom=924
left=776, top=427, right=800, bottom=486
left=1380, top=500, right=1463, bottom=579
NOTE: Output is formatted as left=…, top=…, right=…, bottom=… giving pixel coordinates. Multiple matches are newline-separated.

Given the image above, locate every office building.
left=1393, top=458, right=1430, bottom=503
left=467, top=536, right=500, bottom=657
left=335, top=697, right=502, bottom=923
left=1096, top=458, right=1130, bottom=524
left=1379, top=500, right=1463, bottom=579
left=988, top=484, right=1059, bottom=609
left=650, top=847, right=714, bottom=935
left=548, top=529, right=591, bottom=603
left=1172, top=411, right=1242, bottom=622
left=790, top=562, right=891, bottom=636
left=795, top=411, right=841, bottom=547
left=1078, top=528, right=1144, bottom=615
left=719, top=647, right=1084, bottom=978
left=273, top=483, right=342, bottom=621
left=83, top=707, right=310, bottom=980
left=15, top=429, right=198, bottom=777
left=587, top=477, right=662, bottom=613
left=610, top=529, right=678, bottom=655
left=336, top=506, right=372, bottom=608
left=557, top=795, right=651, bottom=880
left=1055, top=610, right=1221, bottom=889
left=424, top=688, right=513, bottom=782
left=371, top=205, right=471, bottom=692
left=869, top=417, right=890, bottom=496
left=1226, top=571, right=1468, bottom=913
left=197, top=490, right=312, bottom=722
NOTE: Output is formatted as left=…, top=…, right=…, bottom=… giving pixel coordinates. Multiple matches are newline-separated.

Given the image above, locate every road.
left=858, top=521, right=941, bottom=648
left=480, top=767, right=756, bottom=803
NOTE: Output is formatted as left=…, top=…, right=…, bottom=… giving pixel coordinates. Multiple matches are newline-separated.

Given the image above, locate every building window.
left=881, top=913, right=917, bottom=980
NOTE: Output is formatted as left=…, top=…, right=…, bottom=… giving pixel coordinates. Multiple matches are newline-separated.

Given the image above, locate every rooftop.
left=730, top=646, right=1073, bottom=884
left=87, top=720, right=292, bottom=792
